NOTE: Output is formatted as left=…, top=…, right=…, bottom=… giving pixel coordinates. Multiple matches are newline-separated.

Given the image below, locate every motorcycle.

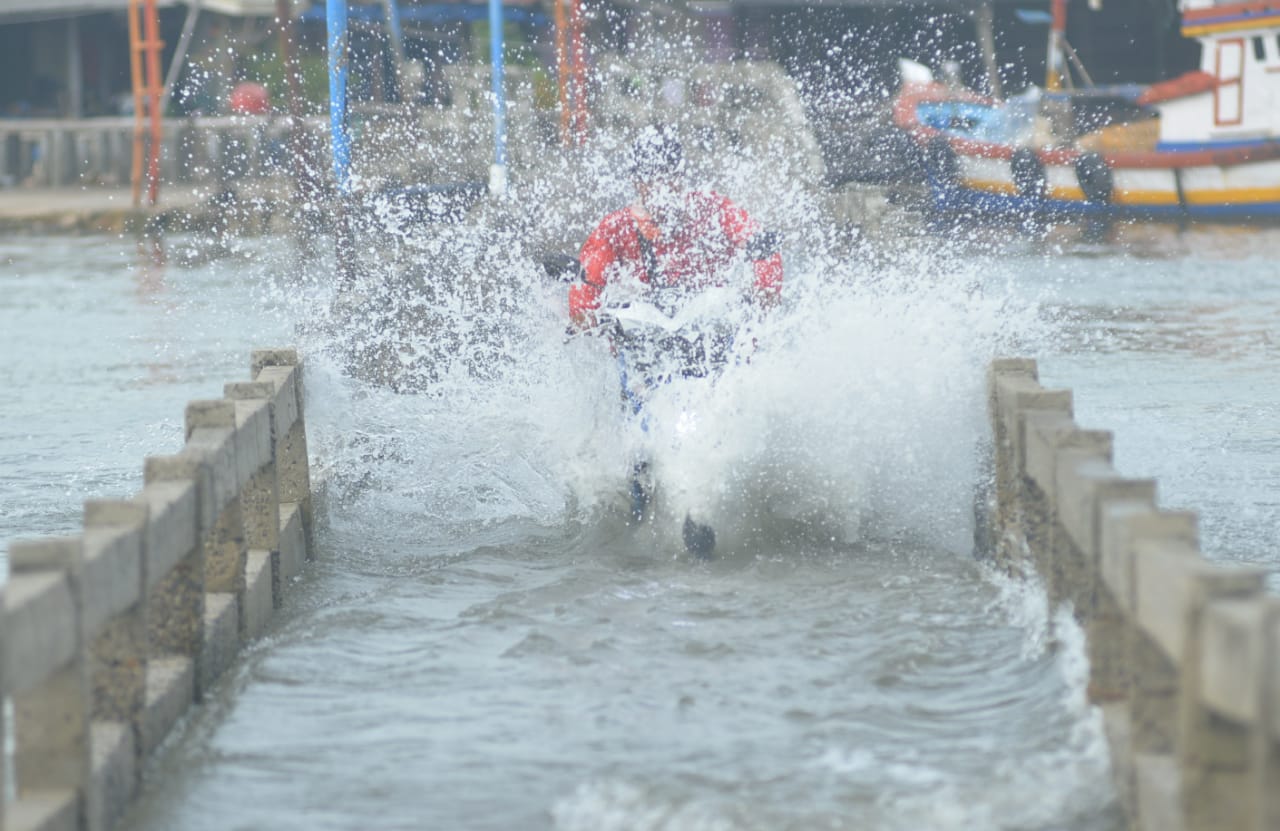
left=598, top=286, right=749, bottom=559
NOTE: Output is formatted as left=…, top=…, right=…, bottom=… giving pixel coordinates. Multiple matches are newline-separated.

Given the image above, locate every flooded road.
left=2, top=219, right=1276, bottom=829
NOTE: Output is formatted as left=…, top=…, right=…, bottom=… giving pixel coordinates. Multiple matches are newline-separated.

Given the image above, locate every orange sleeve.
left=571, top=217, right=617, bottom=323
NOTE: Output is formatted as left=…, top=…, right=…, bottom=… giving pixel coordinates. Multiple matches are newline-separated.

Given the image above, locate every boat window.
left=1253, top=37, right=1266, bottom=62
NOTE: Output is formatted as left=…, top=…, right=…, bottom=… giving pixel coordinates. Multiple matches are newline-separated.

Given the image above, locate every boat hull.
left=929, top=147, right=1280, bottom=221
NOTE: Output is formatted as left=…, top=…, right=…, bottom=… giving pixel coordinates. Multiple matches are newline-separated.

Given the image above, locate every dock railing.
left=1, top=348, right=312, bottom=831
left=987, top=357, right=1277, bottom=831
left=0, top=116, right=312, bottom=190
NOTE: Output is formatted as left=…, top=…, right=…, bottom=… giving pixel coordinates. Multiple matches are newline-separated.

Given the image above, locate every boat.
left=892, top=0, right=1280, bottom=221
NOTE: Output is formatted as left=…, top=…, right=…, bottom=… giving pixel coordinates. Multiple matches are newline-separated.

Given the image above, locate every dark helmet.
left=629, top=125, right=683, bottom=180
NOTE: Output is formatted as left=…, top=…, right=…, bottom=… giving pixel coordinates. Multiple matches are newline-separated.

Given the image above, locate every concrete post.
left=185, top=399, right=247, bottom=609
left=986, top=358, right=1042, bottom=573
left=226, top=381, right=284, bottom=609
left=1256, top=599, right=1280, bottom=831
left=1177, top=566, right=1266, bottom=831
left=1102, top=508, right=1198, bottom=756
left=1029, top=423, right=1111, bottom=612
left=143, top=454, right=209, bottom=698
left=7, top=537, right=96, bottom=831
left=183, top=399, right=247, bottom=691
left=81, top=500, right=149, bottom=773
left=1, top=584, right=5, bottom=831
left=252, top=349, right=312, bottom=555
left=1055, top=451, right=1156, bottom=702
left=223, top=387, right=277, bottom=637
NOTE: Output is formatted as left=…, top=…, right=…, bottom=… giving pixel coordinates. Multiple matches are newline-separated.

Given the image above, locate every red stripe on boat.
left=1137, top=71, right=1218, bottom=105
left=1182, top=1, right=1280, bottom=22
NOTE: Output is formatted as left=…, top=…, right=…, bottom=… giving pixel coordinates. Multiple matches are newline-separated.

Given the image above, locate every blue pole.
left=488, top=0, right=507, bottom=194
left=326, top=0, right=351, bottom=195
left=326, top=0, right=355, bottom=290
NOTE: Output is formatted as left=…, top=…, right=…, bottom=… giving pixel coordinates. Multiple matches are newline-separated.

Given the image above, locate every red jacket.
left=569, top=190, right=782, bottom=322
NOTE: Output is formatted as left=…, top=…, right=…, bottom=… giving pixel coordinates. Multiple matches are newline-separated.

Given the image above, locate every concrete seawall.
left=987, top=357, right=1277, bottom=831
left=1, top=348, right=312, bottom=831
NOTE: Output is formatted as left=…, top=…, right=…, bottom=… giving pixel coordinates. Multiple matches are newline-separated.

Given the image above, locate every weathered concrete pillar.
left=1024, top=417, right=1111, bottom=611
left=184, top=401, right=245, bottom=597
left=225, top=384, right=278, bottom=637
left=225, top=385, right=279, bottom=554
left=252, top=348, right=312, bottom=560
left=986, top=359, right=1033, bottom=573
left=78, top=500, right=149, bottom=829
left=143, top=454, right=210, bottom=703
left=227, top=378, right=294, bottom=597
left=1107, top=508, right=1199, bottom=755
left=81, top=501, right=149, bottom=742
left=1174, top=565, right=1265, bottom=831
left=184, top=399, right=246, bottom=690
left=1254, top=600, right=1280, bottom=831
left=7, top=538, right=96, bottom=831
left=1095, top=504, right=1197, bottom=825
left=14, top=511, right=148, bottom=831
left=1, top=584, right=5, bottom=831
left=1055, top=450, right=1155, bottom=702
left=986, top=358, right=1072, bottom=576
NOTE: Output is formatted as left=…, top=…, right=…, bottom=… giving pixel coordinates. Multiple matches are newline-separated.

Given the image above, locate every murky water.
left=2, top=216, right=1276, bottom=830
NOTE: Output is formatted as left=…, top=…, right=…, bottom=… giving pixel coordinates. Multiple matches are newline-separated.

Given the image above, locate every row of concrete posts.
left=987, top=357, right=1278, bottom=831
left=0, top=348, right=312, bottom=831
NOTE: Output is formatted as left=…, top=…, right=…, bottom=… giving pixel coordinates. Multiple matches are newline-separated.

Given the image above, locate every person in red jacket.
left=569, top=125, right=783, bottom=331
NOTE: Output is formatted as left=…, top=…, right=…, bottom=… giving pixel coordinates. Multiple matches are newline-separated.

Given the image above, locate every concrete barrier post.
left=252, top=349, right=312, bottom=555
left=0, top=584, right=5, bottom=831
left=986, top=358, right=1032, bottom=572
left=224, top=383, right=278, bottom=555
left=224, top=383, right=278, bottom=637
left=986, top=358, right=1072, bottom=575
left=1176, top=567, right=1266, bottom=831
left=1027, top=421, right=1111, bottom=611
left=81, top=501, right=148, bottom=748
left=184, top=399, right=246, bottom=690
left=1104, top=508, right=1199, bottom=758
left=1008, top=405, right=1073, bottom=590
left=6, top=538, right=96, bottom=831
left=143, top=455, right=209, bottom=702
left=1056, top=453, right=1156, bottom=702
left=1257, top=600, right=1280, bottom=831
left=186, top=402, right=247, bottom=599
left=79, top=502, right=150, bottom=830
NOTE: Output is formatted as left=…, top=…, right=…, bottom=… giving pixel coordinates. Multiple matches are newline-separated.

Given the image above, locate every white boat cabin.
left=1147, top=0, right=1280, bottom=150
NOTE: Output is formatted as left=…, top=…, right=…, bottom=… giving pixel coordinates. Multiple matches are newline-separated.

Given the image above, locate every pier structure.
left=0, top=349, right=312, bottom=831
left=988, top=357, right=1280, bottom=831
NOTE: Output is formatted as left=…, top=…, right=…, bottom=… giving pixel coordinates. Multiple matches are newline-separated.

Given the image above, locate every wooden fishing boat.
left=892, top=1, right=1280, bottom=220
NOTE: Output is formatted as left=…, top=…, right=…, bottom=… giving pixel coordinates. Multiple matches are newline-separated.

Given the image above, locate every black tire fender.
left=1010, top=147, right=1047, bottom=200
left=1074, top=151, right=1114, bottom=205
